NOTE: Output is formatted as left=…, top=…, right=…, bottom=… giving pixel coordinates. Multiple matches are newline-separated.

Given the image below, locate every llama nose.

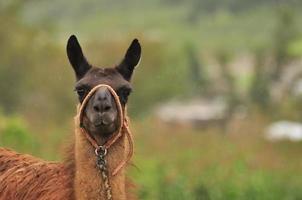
left=93, top=88, right=112, bottom=113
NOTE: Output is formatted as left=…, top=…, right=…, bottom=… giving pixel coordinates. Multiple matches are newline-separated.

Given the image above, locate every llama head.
left=66, top=35, right=141, bottom=139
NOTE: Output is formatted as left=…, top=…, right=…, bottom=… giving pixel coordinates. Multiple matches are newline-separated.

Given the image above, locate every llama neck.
left=73, top=116, right=127, bottom=200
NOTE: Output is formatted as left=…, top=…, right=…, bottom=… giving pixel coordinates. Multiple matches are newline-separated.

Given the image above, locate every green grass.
left=128, top=115, right=302, bottom=199
left=1, top=112, right=302, bottom=199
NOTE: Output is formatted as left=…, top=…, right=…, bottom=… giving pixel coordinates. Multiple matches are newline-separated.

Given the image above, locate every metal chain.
left=96, top=146, right=113, bottom=200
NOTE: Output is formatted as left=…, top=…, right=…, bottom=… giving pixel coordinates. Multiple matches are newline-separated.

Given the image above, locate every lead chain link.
left=96, top=147, right=113, bottom=200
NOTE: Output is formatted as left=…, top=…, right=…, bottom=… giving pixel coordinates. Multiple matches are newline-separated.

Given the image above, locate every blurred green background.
left=1, top=0, right=302, bottom=199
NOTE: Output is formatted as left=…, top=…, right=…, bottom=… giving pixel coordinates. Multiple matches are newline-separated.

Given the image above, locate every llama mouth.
left=94, top=121, right=116, bottom=133
left=94, top=118, right=114, bottom=127
left=94, top=122, right=113, bottom=128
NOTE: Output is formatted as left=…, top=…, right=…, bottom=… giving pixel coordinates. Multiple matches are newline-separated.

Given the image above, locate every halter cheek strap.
left=78, top=84, right=133, bottom=176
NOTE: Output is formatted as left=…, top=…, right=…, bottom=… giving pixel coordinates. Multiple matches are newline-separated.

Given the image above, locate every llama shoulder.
left=0, top=148, right=74, bottom=199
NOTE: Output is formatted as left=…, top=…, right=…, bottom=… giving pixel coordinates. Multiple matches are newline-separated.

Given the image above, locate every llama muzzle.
left=77, top=84, right=133, bottom=176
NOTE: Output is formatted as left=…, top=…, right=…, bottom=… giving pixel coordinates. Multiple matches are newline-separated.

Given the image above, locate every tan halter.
left=78, top=84, right=133, bottom=176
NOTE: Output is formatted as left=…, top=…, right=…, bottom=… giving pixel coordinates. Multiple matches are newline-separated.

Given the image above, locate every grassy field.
left=131, top=115, right=302, bottom=199
left=1, top=112, right=302, bottom=199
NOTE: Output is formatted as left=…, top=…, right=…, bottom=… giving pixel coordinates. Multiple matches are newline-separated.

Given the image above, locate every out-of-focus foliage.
left=2, top=0, right=302, bottom=118
left=0, top=114, right=39, bottom=153
left=249, top=48, right=270, bottom=109
left=0, top=1, right=75, bottom=124
left=0, top=1, right=34, bottom=113
left=131, top=117, right=302, bottom=199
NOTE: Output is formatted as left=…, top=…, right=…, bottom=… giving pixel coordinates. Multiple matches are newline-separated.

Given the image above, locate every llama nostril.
left=93, top=105, right=100, bottom=112
left=104, top=105, right=111, bottom=112
left=93, top=104, right=111, bottom=113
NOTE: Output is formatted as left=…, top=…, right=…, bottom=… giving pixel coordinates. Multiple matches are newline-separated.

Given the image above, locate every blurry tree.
left=0, top=1, right=35, bottom=113
left=0, top=0, right=74, bottom=127
left=185, top=43, right=210, bottom=96
left=216, top=49, right=239, bottom=118
left=129, top=40, right=189, bottom=116
left=249, top=48, right=270, bottom=109
left=185, top=0, right=301, bottom=23
left=187, top=0, right=206, bottom=24
left=271, top=5, right=298, bottom=81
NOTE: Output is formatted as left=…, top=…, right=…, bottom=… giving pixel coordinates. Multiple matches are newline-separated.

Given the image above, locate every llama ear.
left=66, top=35, right=91, bottom=80
left=116, top=39, right=141, bottom=81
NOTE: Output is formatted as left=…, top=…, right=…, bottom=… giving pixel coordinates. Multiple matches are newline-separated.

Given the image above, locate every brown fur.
left=0, top=114, right=134, bottom=200
left=0, top=148, right=74, bottom=199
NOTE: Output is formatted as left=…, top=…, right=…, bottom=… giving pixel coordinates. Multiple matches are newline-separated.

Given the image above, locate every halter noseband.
left=78, top=84, right=133, bottom=176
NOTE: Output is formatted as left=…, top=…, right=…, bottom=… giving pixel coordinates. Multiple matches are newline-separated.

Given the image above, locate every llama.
left=0, top=35, right=141, bottom=200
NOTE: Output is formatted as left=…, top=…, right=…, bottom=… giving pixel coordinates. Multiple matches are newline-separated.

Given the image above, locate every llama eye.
left=77, top=89, right=85, bottom=96
left=121, top=89, right=131, bottom=97
left=75, top=88, right=87, bottom=97
left=117, top=88, right=132, bottom=104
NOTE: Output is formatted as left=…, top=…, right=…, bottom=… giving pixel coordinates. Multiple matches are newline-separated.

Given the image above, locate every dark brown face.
left=66, top=35, right=141, bottom=140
